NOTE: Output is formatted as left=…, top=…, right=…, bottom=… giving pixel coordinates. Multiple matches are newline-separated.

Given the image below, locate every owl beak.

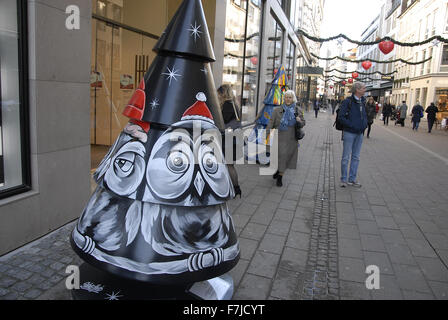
left=194, top=173, right=205, bottom=196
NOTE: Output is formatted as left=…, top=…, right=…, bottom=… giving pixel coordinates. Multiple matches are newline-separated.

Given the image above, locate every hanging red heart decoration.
left=362, top=61, right=372, bottom=70
left=341, top=81, right=346, bottom=86
left=348, top=78, right=353, bottom=84
left=330, top=86, right=333, bottom=89
left=352, top=72, right=359, bottom=79
left=250, top=57, right=258, bottom=65
left=378, top=41, right=394, bottom=55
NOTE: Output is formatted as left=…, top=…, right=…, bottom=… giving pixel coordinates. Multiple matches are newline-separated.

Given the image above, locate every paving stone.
left=357, top=220, right=380, bottom=235
left=371, top=206, right=392, bottom=217
left=338, top=238, right=363, bottom=259
left=49, top=262, right=66, bottom=271
left=428, top=281, right=448, bottom=300
left=267, top=220, right=291, bottom=236
left=360, top=234, right=387, bottom=252
left=278, top=200, right=298, bottom=211
left=0, top=288, right=9, bottom=297
left=250, top=210, right=274, bottom=226
left=233, top=274, right=272, bottom=300
left=0, top=292, right=19, bottom=300
left=339, top=281, right=371, bottom=299
left=295, top=206, right=313, bottom=220
left=240, top=223, right=267, bottom=241
left=414, top=257, right=448, bottom=282
left=406, top=238, right=438, bottom=258
left=355, top=209, right=375, bottom=221
left=228, top=259, right=249, bottom=288
left=337, top=212, right=357, bottom=225
left=401, top=225, right=426, bottom=240
left=238, top=237, right=259, bottom=260
left=0, top=264, right=11, bottom=273
left=10, top=281, right=33, bottom=292
left=338, top=224, right=361, bottom=240
left=234, top=203, right=258, bottom=216
left=247, top=251, right=280, bottom=279
left=402, top=290, right=435, bottom=300
left=232, top=214, right=251, bottom=229
left=290, top=218, right=311, bottom=234
left=270, top=268, right=300, bottom=300
left=375, top=216, right=399, bottom=230
left=415, top=220, right=442, bottom=234
left=339, top=257, right=366, bottom=283
left=279, top=247, right=308, bottom=272
left=386, top=244, right=417, bottom=266
left=424, top=233, right=448, bottom=250
left=379, top=229, right=407, bottom=245
left=392, top=264, right=432, bottom=292
left=285, top=231, right=310, bottom=251
left=370, top=274, right=403, bottom=300
left=363, top=251, right=394, bottom=275
left=259, top=234, right=286, bottom=254
left=273, top=209, right=295, bottom=223
left=23, top=289, right=43, bottom=299
left=0, top=277, right=17, bottom=288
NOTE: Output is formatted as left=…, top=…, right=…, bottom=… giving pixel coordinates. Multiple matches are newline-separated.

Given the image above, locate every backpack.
left=333, top=98, right=352, bottom=131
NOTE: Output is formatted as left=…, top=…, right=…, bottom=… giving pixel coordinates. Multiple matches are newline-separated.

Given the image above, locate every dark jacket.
left=221, top=100, right=240, bottom=125
left=411, top=104, right=424, bottom=122
left=366, top=103, right=376, bottom=124
left=337, top=95, right=368, bottom=134
left=382, top=103, right=392, bottom=116
left=425, top=104, right=439, bottom=120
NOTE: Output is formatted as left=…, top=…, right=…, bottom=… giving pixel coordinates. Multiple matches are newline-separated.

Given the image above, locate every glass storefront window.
left=265, top=13, right=284, bottom=89
left=223, top=0, right=247, bottom=116
left=286, top=38, right=295, bottom=86
left=435, top=89, right=448, bottom=113
left=0, top=0, right=30, bottom=198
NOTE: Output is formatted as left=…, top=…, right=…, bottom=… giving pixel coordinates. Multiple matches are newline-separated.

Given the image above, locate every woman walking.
left=366, top=97, right=376, bottom=138
left=217, top=84, right=242, bottom=197
left=411, top=101, right=424, bottom=131
left=266, top=90, right=305, bottom=187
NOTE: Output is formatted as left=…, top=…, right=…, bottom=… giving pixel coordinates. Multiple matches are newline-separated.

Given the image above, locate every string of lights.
left=311, top=52, right=432, bottom=65
left=325, top=68, right=397, bottom=76
left=297, top=29, right=448, bottom=46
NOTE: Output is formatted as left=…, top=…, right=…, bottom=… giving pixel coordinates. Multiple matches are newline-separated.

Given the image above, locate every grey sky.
left=320, top=0, right=385, bottom=39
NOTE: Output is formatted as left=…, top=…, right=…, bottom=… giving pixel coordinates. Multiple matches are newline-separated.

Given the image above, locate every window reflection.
left=265, top=14, right=284, bottom=88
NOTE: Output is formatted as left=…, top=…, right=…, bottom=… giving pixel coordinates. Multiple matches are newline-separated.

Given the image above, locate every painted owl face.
left=95, top=119, right=234, bottom=206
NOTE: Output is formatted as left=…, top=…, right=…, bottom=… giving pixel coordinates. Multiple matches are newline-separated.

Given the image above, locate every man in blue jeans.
left=337, top=82, right=368, bottom=188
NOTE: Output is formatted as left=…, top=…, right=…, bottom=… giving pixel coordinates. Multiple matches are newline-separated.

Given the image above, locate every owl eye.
left=114, top=155, right=134, bottom=175
left=166, top=151, right=189, bottom=173
left=202, top=152, right=218, bottom=174
left=198, top=143, right=230, bottom=198
left=104, top=141, right=146, bottom=197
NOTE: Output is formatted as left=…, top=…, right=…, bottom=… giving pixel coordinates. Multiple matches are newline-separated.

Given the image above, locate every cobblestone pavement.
left=1, top=110, right=447, bottom=300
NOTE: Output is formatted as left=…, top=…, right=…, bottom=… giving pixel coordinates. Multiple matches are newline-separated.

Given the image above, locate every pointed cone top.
left=154, top=0, right=216, bottom=62
left=263, top=65, right=289, bottom=105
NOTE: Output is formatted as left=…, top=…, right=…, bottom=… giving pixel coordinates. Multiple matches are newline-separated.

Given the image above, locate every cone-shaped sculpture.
left=245, top=66, right=288, bottom=164
left=71, top=0, right=239, bottom=285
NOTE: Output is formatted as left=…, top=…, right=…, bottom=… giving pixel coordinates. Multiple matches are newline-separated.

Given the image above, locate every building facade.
left=0, top=0, right=317, bottom=256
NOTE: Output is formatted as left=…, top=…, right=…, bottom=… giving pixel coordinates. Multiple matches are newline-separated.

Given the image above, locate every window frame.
left=0, top=0, right=31, bottom=200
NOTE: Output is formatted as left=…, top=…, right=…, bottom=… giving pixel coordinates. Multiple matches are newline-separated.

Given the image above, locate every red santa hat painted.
left=181, top=92, right=215, bottom=124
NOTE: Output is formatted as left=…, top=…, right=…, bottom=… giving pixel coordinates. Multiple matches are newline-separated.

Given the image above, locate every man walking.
left=314, top=99, right=320, bottom=118
left=399, top=101, right=408, bottom=127
left=382, top=101, right=392, bottom=126
left=411, top=101, right=424, bottom=131
left=425, top=102, right=439, bottom=133
left=338, top=82, right=368, bottom=188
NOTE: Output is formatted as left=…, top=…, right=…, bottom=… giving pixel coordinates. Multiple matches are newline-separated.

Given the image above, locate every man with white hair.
left=337, top=82, right=368, bottom=188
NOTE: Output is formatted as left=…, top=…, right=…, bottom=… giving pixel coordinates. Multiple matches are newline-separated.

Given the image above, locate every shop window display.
left=0, top=0, right=30, bottom=198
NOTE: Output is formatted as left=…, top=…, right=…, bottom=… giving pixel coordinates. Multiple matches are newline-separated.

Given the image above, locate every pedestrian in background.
left=398, top=101, right=408, bottom=127
left=337, top=82, right=368, bottom=188
left=314, top=99, right=320, bottom=118
left=267, top=90, right=305, bottom=187
left=382, top=101, right=392, bottom=125
left=366, top=97, right=376, bottom=138
left=411, top=101, right=424, bottom=131
left=425, top=102, right=439, bottom=133
left=217, top=84, right=241, bottom=198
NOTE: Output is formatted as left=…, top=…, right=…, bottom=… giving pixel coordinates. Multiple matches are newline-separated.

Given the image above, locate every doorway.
left=90, top=18, right=158, bottom=169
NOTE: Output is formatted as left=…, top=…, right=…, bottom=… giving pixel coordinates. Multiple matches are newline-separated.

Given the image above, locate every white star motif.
left=187, top=21, right=202, bottom=42
left=162, top=66, right=182, bottom=86
left=200, top=67, right=208, bottom=75
left=105, top=291, right=123, bottom=300
left=150, top=98, right=160, bottom=110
